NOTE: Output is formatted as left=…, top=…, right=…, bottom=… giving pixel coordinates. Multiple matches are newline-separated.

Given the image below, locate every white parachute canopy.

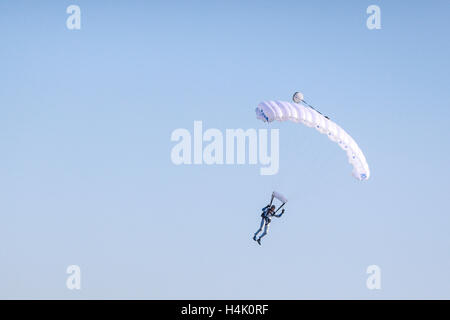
left=256, top=94, right=370, bottom=181
left=272, top=191, right=288, bottom=203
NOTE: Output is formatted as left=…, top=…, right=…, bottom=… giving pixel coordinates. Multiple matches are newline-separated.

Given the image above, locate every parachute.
left=255, top=95, right=370, bottom=181
left=272, top=191, right=288, bottom=203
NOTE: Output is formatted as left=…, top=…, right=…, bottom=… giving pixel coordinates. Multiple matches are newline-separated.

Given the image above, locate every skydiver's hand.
left=281, top=209, right=285, bottom=214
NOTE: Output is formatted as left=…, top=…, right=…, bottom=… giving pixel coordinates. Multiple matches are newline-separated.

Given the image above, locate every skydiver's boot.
left=253, top=235, right=257, bottom=241
left=257, top=238, right=261, bottom=246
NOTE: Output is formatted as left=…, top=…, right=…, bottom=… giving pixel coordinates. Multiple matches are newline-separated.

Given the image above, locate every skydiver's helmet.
left=293, top=92, right=304, bottom=103
left=270, top=205, right=276, bottom=212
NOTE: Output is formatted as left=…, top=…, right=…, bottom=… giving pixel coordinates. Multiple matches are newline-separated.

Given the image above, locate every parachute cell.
left=255, top=100, right=370, bottom=180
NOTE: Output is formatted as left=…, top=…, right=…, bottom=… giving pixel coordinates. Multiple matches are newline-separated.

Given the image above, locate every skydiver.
left=253, top=204, right=285, bottom=246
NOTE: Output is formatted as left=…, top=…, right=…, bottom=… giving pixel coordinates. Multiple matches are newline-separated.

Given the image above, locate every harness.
left=261, top=208, right=273, bottom=224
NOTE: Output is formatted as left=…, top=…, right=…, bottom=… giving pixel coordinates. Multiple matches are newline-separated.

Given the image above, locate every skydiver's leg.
left=253, top=218, right=265, bottom=239
left=258, top=222, right=270, bottom=240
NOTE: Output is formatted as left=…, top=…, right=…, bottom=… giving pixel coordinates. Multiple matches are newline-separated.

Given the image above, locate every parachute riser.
left=274, top=202, right=286, bottom=214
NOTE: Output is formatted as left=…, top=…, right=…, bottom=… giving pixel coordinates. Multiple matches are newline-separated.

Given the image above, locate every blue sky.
left=1, top=0, right=449, bottom=299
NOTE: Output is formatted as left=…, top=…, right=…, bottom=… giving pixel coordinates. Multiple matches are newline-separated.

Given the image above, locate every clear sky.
left=1, top=0, right=449, bottom=299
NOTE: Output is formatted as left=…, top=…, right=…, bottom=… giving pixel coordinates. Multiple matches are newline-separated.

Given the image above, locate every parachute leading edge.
left=255, top=100, right=370, bottom=181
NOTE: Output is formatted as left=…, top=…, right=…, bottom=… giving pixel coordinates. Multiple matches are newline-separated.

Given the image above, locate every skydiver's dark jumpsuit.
left=254, top=205, right=284, bottom=240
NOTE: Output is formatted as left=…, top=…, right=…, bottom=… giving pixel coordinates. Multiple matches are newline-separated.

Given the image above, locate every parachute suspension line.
left=298, top=97, right=354, bottom=180
left=301, top=99, right=330, bottom=120
left=297, top=130, right=315, bottom=180
left=273, top=201, right=286, bottom=214
left=265, top=121, right=279, bottom=197
left=269, top=193, right=274, bottom=206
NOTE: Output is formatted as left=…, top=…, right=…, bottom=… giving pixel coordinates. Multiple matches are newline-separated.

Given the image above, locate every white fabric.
left=256, top=100, right=370, bottom=180
left=272, top=191, right=288, bottom=203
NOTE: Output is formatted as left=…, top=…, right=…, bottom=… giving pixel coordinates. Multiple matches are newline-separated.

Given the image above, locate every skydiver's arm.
left=274, top=209, right=285, bottom=218
left=262, top=205, right=270, bottom=211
